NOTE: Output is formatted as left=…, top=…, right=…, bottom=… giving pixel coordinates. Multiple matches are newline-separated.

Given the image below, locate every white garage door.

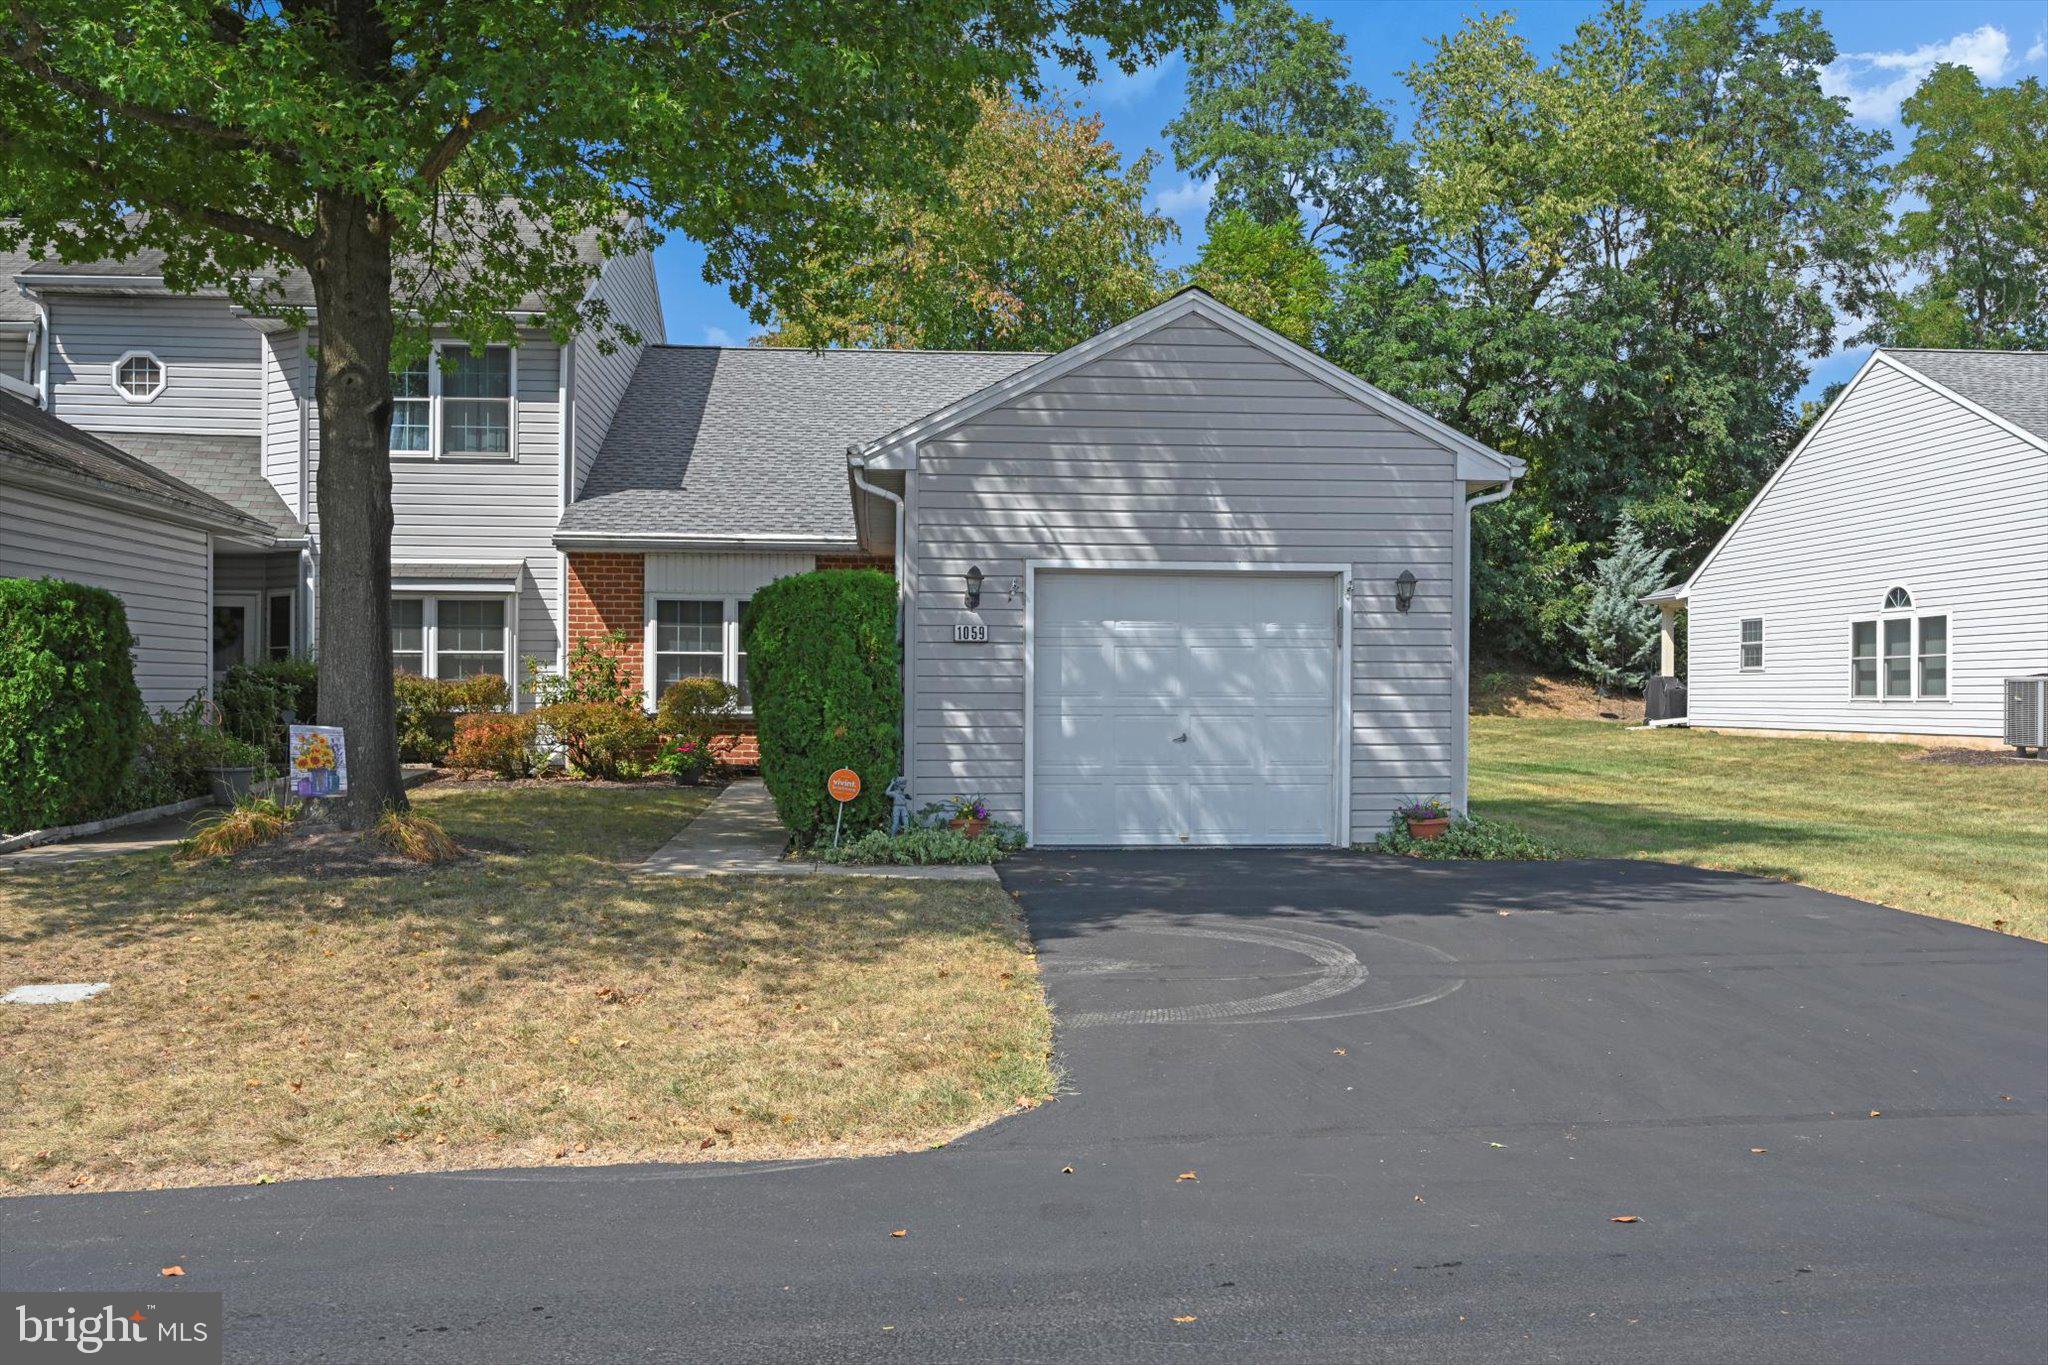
left=1031, top=571, right=1342, bottom=846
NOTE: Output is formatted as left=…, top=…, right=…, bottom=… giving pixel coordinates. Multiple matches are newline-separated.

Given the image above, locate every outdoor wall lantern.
left=964, top=566, right=984, bottom=609
left=1394, top=570, right=1418, bottom=614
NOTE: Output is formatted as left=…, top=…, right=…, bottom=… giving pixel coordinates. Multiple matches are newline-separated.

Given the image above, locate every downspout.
left=1457, top=478, right=1517, bottom=814
left=849, top=447, right=912, bottom=799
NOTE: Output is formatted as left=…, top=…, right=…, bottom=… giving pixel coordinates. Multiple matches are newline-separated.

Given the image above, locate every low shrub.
left=118, top=701, right=222, bottom=810
left=176, top=797, right=297, bottom=863
left=535, top=701, right=659, bottom=780
left=656, top=675, right=738, bottom=749
left=812, top=823, right=1025, bottom=866
left=448, top=712, right=543, bottom=779
left=216, top=657, right=318, bottom=763
left=527, top=632, right=640, bottom=708
left=744, top=569, right=899, bottom=839
left=0, top=577, right=146, bottom=833
left=1370, top=812, right=1562, bottom=861
left=393, top=672, right=510, bottom=763
left=369, top=808, right=464, bottom=864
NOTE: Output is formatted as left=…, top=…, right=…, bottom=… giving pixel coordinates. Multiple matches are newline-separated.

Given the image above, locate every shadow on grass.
left=0, top=784, right=1017, bottom=986
left=1477, top=795, right=1870, bottom=871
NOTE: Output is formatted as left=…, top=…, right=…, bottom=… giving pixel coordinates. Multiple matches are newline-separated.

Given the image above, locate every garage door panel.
left=1033, top=571, right=1342, bottom=847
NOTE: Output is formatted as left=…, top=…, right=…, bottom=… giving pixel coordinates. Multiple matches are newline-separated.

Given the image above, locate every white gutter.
left=0, top=372, right=35, bottom=400
left=847, top=449, right=907, bottom=641
left=551, top=531, right=860, bottom=552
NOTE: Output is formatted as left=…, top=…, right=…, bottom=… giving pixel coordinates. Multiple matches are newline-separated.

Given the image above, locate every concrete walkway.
left=0, top=808, right=211, bottom=869
left=641, top=778, right=997, bottom=880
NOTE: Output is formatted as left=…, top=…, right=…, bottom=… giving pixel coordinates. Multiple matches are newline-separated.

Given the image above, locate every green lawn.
left=1471, top=718, right=2048, bottom=940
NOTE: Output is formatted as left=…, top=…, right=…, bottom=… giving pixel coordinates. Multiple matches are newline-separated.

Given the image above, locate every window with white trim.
left=652, top=597, right=752, bottom=706
left=386, top=344, right=515, bottom=459
left=1850, top=589, right=1947, bottom=701
left=391, top=595, right=511, bottom=680
left=1739, top=617, right=1764, bottom=671
left=112, top=351, right=165, bottom=402
left=266, top=592, right=295, bottom=662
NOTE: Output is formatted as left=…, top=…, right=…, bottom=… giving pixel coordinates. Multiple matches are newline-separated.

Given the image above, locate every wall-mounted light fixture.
left=964, top=565, right=984, bottom=609
left=1007, top=576, right=1024, bottom=605
left=1394, top=570, right=1418, bottom=614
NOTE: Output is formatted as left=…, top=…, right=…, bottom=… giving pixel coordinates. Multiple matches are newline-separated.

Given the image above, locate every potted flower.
left=948, top=796, right=992, bottom=838
left=1397, top=797, right=1454, bottom=841
left=200, top=729, right=267, bottom=806
left=654, top=736, right=716, bottom=787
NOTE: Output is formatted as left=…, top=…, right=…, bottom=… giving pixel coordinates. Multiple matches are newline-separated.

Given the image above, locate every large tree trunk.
left=309, top=191, right=406, bottom=827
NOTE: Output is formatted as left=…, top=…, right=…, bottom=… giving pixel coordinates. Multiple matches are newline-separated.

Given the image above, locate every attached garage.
left=846, top=289, right=1524, bottom=849
left=1030, top=569, right=1343, bottom=846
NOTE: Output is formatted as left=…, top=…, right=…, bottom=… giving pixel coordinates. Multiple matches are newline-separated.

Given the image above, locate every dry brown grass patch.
left=174, top=798, right=296, bottom=863
left=0, top=783, right=1054, bottom=1194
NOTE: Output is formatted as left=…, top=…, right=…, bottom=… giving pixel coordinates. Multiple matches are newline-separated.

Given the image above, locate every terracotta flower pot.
left=950, top=817, right=989, bottom=839
left=1406, top=815, right=1451, bottom=841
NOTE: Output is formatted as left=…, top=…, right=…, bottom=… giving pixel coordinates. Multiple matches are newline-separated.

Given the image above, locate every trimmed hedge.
left=0, top=577, right=146, bottom=833
left=743, top=569, right=899, bottom=839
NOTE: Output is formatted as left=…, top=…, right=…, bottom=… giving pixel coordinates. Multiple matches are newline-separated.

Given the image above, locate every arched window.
left=1882, top=586, right=1912, bottom=610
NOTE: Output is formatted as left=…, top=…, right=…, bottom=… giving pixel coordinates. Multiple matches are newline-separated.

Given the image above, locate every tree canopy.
left=758, top=92, right=1174, bottom=351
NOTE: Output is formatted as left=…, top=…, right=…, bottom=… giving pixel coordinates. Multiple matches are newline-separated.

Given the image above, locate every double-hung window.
left=651, top=597, right=753, bottom=707
left=1850, top=587, right=1947, bottom=701
left=1739, top=618, right=1765, bottom=671
left=387, top=344, right=515, bottom=459
left=391, top=596, right=511, bottom=681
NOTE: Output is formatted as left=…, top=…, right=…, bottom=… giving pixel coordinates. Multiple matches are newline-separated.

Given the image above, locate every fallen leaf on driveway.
left=1177, top=1171, right=1198, bottom=1182
left=1750, top=1148, right=1767, bottom=1155
left=1332, top=1048, right=1347, bottom=1056
left=1061, top=1166, right=1075, bottom=1175
left=160, top=1266, right=185, bottom=1277
left=1488, top=1142, right=1506, bottom=1149
left=1172, top=1315, right=1198, bottom=1324
left=1609, top=1215, right=1640, bottom=1224
left=890, top=1229, right=907, bottom=1238
left=1868, top=1110, right=1881, bottom=1118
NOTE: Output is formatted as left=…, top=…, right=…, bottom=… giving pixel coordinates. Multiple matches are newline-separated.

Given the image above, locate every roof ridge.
left=648, top=342, right=1052, bottom=358
left=1881, top=346, right=2047, bottom=356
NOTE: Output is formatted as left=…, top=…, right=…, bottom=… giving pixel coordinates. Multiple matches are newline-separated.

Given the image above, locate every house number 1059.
left=953, top=622, right=989, bottom=643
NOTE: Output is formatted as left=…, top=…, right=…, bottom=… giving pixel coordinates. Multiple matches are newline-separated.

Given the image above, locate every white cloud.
left=1152, top=174, right=1217, bottom=218
left=2026, top=30, right=2045, bottom=64
left=701, top=325, right=741, bottom=347
left=1095, top=52, right=1180, bottom=107
left=1822, top=24, right=2012, bottom=123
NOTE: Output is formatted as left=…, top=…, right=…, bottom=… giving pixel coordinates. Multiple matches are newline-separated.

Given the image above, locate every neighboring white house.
left=1648, top=348, right=2048, bottom=740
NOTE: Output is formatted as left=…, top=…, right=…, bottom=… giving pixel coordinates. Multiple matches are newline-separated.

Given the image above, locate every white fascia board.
left=852, top=290, right=1523, bottom=481
left=551, top=530, right=860, bottom=553
left=1877, top=351, right=2048, bottom=456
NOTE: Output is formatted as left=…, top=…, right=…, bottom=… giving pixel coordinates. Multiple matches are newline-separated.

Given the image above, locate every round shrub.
left=0, top=576, right=146, bottom=832
left=742, top=569, right=899, bottom=838
left=655, top=675, right=737, bottom=751
left=534, top=701, right=659, bottom=780
left=449, top=712, right=543, bottom=779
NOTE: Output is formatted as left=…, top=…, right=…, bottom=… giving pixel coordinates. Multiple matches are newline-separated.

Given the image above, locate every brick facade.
left=563, top=550, right=893, bottom=771
left=564, top=551, right=645, bottom=683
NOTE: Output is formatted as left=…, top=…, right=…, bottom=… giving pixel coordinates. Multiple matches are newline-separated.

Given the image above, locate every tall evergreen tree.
left=1573, top=514, right=1674, bottom=691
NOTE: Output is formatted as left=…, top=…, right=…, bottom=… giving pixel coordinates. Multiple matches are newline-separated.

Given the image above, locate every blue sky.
left=655, top=0, right=2048, bottom=393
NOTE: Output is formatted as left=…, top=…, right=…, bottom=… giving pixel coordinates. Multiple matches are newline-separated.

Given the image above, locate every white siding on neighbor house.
left=46, top=295, right=262, bottom=436
left=572, top=249, right=664, bottom=497
left=644, top=550, right=815, bottom=597
left=904, top=315, right=1462, bottom=842
left=1688, top=358, right=2048, bottom=736
left=295, top=334, right=569, bottom=701
left=0, top=481, right=212, bottom=711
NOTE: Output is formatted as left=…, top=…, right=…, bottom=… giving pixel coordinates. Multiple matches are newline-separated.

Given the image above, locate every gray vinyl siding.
left=301, top=332, right=567, bottom=701
left=1688, top=358, right=2048, bottom=737
left=261, top=329, right=307, bottom=520
left=904, top=315, right=1462, bottom=841
left=0, top=479, right=211, bottom=712
left=0, top=333, right=28, bottom=384
left=46, top=295, right=261, bottom=436
left=571, top=249, right=664, bottom=496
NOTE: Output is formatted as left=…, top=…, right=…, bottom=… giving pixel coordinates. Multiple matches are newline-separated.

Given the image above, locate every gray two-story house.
left=1, top=235, right=662, bottom=710
left=6, top=241, right=1524, bottom=846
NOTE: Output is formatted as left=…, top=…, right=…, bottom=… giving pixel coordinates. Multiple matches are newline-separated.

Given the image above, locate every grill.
left=2005, top=676, right=2048, bottom=755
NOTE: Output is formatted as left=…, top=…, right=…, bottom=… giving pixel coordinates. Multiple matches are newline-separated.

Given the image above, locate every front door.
left=213, top=592, right=259, bottom=677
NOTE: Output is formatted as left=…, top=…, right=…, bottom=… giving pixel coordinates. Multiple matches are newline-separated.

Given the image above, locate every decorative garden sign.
left=289, top=725, right=348, bottom=799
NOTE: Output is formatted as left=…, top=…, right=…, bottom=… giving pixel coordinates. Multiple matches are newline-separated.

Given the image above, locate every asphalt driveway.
left=4, top=850, right=2044, bottom=1363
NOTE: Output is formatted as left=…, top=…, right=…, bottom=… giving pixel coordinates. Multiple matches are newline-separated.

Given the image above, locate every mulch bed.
left=1914, top=747, right=2045, bottom=767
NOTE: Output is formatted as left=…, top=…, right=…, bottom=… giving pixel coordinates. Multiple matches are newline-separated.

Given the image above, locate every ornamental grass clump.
left=176, top=797, right=297, bottom=863
left=370, top=808, right=463, bottom=864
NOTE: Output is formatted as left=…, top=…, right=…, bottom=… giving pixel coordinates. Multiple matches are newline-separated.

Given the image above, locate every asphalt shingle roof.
left=1884, top=349, right=2048, bottom=443
left=0, top=244, right=37, bottom=322
left=561, top=345, right=1045, bottom=542
left=0, top=397, right=266, bottom=533
left=96, top=434, right=302, bottom=538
